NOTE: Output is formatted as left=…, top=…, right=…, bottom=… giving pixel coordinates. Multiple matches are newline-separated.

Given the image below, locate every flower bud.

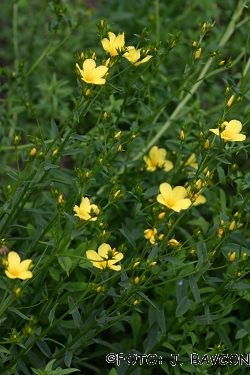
left=158, top=212, right=166, bottom=220
left=133, top=261, right=140, bottom=268
left=195, top=48, right=202, bottom=60
left=228, top=220, right=235, bottom=231
left=229, top=252, right=236, bottom=262
left=113, top=189, right=121, bottom=199
left=168, top=239, right=179, bottom=247
left=114, top=131, right=122, bottom=139
left=180, top=130, right=185, bottom=140
left=204, top=139, right=209, bottom=150
left=134, top=277, right=140, bottom=285
left=226, top=94, right=234, bottom=107
left=29, top=148, right=37, bottom=157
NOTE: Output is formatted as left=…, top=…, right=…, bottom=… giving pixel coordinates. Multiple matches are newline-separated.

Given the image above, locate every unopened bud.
left=229, top=252, right=236, bottom=262
left=113, top=189, right=121, bottom=199
left=168, top=239, right=179, bottom=247
left=202, top=23, right=206, bottom=31
left=114, top=131, right=122, bottom=139
left=158, top=212, right=166, bottom=220
left=204, top=139, right=209, bottom=150
left=195, top=48, right=202, bottom=60
left=85, top=89, right=91, bottom=96
left=29, top=148, right=37, bottom=157
left=133, top=261, right=140, bottom=268
left=217, top=228, right=223, bottom=238
left=195, top=179, right=202, bottom=190
left=226, top=94, right=234, bottom=107
left=180, top=130, right=185, bottom=140
left=228, top=220, right=235, bottom=231
left=96, top=286, right=102, bottom=293
left=133, top=299, right=139, bottom=306
left=134, top=277, right=140, bottom=285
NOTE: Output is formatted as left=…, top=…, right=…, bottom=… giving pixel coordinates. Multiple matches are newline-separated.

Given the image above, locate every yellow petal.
left=171, top=198, right=192, bottom=212
left=159, top=183, right=172, bottom=199
left=193, top=194, right=206, bottom=206
left=163, top=160, right=174, bottom=172
left=209, top=128, right=220, bottom=135
left=98, top=243, right=111, bottom=259
left=17, top=259, right=32, bottom=273
left=8, top=251, right=21, bottom=267
left=86, top=250, right=103, bottom=262
left=157, top=193, right=169, bottom=207
left=83, top=59, right=96, bottom=75
left=109, top=264, right=121, bottom=271
left=226, top=119, right=242, bottom=134
left=5, top=270, right=18, bottom=279
left=15, top=270, right=33, bottom=280
left=172, top=186, right=188, bottom=201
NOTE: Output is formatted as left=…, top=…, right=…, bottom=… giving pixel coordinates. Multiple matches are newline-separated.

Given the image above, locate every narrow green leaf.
left=68, top=296, right=82, bottom=330
left=119, top=223, right=136, bottom=249
left=235, top=328, right=248, bottom=339
left=175, top=296, right=191, bottom=317
left=8, top=307, right=30, bottom=321
left=48, top=303, right=58, bottom=325
left=36, top=340, right=52, bottom=358
left=136, top=291, right=159, bottom=311
left=58, top=256, right=72, bottom=276
left=189, top=275, right=200, bottom=303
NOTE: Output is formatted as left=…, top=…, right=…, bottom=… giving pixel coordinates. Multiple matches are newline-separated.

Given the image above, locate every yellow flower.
left=209, top=120, right=246, bottom=142
left=76, top=59, right=108, bottom=85
left=73, top=197, right=99, bottom=221
left=86, top=243, right=123, bottom=271
left=101, top=32, right=125, bottom=57
left=143, top=146, right=173, bottom=172
left=4, top=251, right=33, bottom=280
left=157, top=183, right=191, bottom=212
left=144, top=228, right=157, bottom=244
left=123, top=46, right=153, bottom=66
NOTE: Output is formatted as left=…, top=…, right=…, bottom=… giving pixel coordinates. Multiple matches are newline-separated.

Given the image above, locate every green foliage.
left=1, top=0, right=250, bottom=374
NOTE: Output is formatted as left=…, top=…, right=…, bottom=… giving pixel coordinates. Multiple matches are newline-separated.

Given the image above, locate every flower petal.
left=86, top=250, right=103, bottom=262
left=163, top=160, right=174, bottom=172
left=16, top=270, right=33, bottom=280
left=193, top=194, right=206, bottom=206
left=172, top=186, right=187, bottom=201
left=98, top=243, right=111, bottom=259
left=17, top=259, right=32, bottom=274
left=226, top=119, right=242, bottom=134
left=8, top=251, right=21, bottom=267
left=5, top=270, right=18, bottom=279
left=112, top=252, right=124, bottom=262
left=109, top=264, right=121, bottom=271
left=83, top=59, right=96, bottom=75
left=159, top=183, right=172, bottom=200
left=209, top=128, right=220, bottom=135
left=171, top=198, right=192, bottom=212
left=93, top=65, right=108, bottom=79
